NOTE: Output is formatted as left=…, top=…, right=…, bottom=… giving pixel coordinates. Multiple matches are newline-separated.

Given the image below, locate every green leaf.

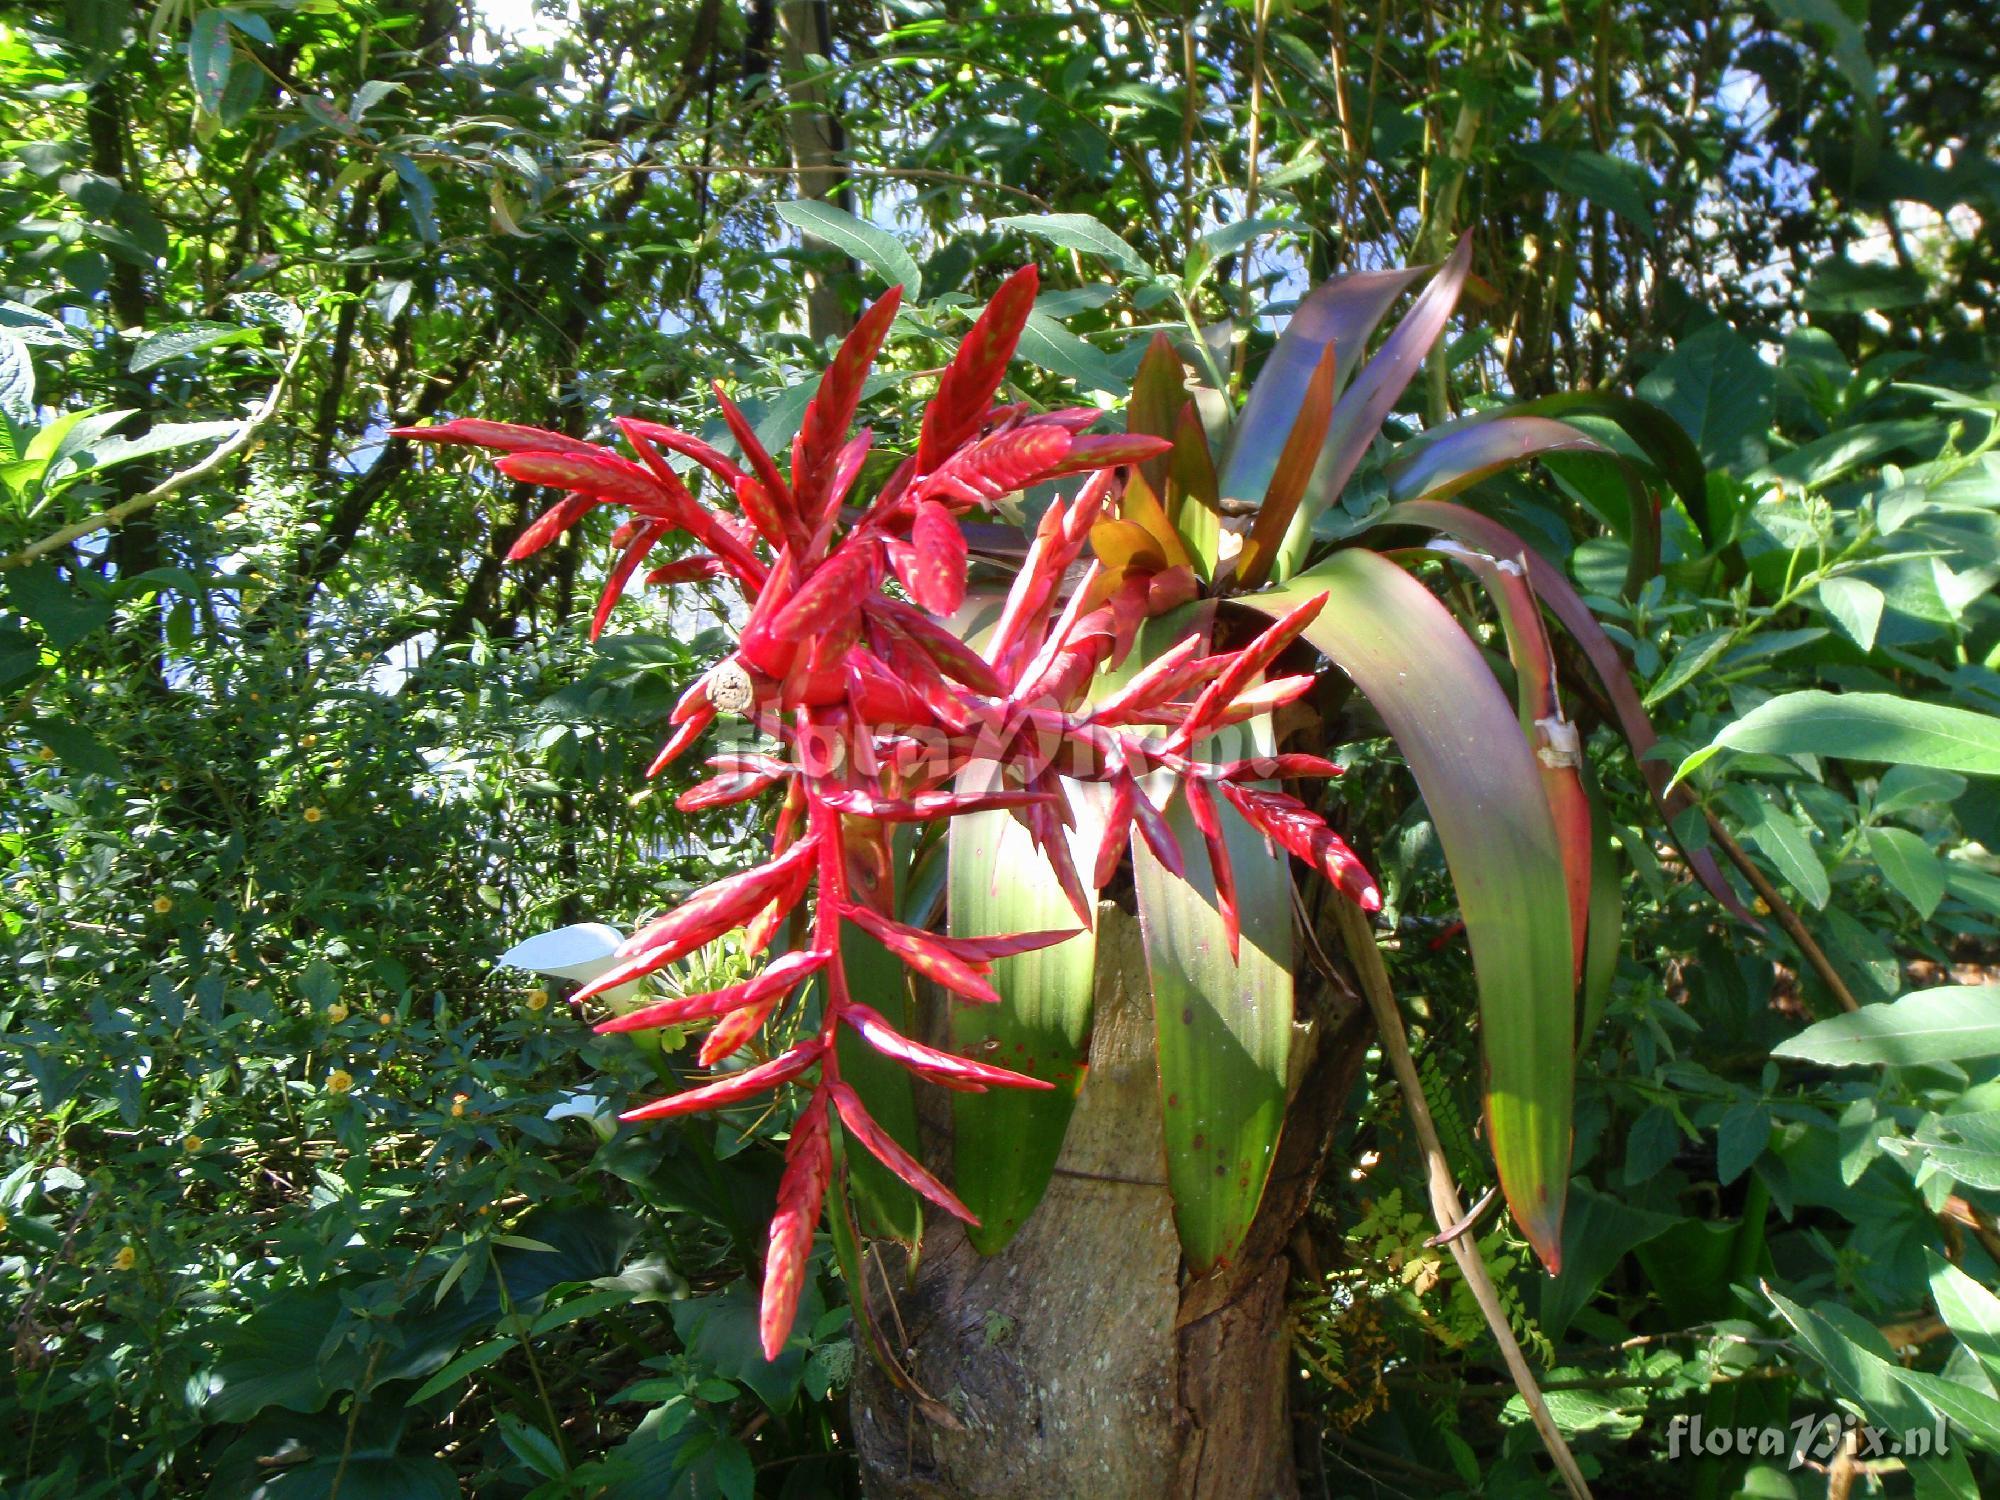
left=351, top=79, right=405, bottom=121
left=187, top=8, right=235, bottom=116
left=1768, top=0, right=1877, bottom=110
left=1757, top=419, right=1932, bottom=491
left=1257, top=548, right=1574, bottom=1267
left=1803, top=258, right=1924, bottom=313
left=231, top=289, right=305, bottom=335
left=1742, top=795, right=1829, bottom=910
left=1015, top=310, right=1126, bottom=397
left=205, top=1288, right=366, bottom=1422
left=1679, top=691, right=2000, bottom=783
left=498, top=1414, right=568, bottom=1478
left=1875, top=764, right=1968, bottom=816
left=1539, top=1183, right=1681, bottom=1340
left=41, top=407, right=134, bottom=472
left=1717, top=1101, right=1772, bottom=1186
left=7, top=565, right=111, bottom=650
left=0, top=301, right=78, bottom=348
left=1766, top=1289, right=1977, bottom=1498
left=948, top=769, right=1100, bottom=1253
left=1578, top=784, right=1622, bottom=1048
left=128, top=321, right=254, bottom=373
left=1773, top=986, right=2000, bottom=1068
left=1637, top=324, right=1774, bottom=475
left=387, top=153, right=439, bottom=244
left=1632, top=1219, right=1743, bottom=1325
left=669, top=1279, right=821, bottom=1413
left=1867, top=826, right=1945, bottom=918
left=0, top=334, right=33, bottom=423
left=207, top=1410, right=459, bottom=1500
left=1891, top=1365, right=2000, bottom=1449
left=1905, top=1112, right=2000, bottom=1192
left=1928, top=1250, right=2000, bottom=1388
left=218, top=7, right=274, bottom=45
left=992, top=212, right=1150, bottom=280
left=1131, top=719, right=1295, bottom=1273
left=1497, top=391, right=1713, bottom=545
left=1819, top=576, right=1885, bottom=651
left=81, top=419, right=243, bottom=473
left=1643, top=627, right=1733, bottom=708
left=1199, top=216, right=1291, bottom=260
left=775, top=199, right=922, bottom=296
left=406, top=1337, right=511, bottom=1404
left=1515, top=143, right=1658, bottom=234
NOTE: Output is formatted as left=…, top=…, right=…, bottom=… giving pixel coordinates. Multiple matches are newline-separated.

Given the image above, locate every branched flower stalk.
left=397, top=268, right=1381, bottom=1357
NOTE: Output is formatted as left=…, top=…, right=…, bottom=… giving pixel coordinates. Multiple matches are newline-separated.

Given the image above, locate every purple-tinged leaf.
left=1219, top=264, right=1426, bottom=507
left=1235, top=341, right=1339, bottom=591
left=1270, top=235, right=1474, bottom=581
left=1384, top=415, right=1608, bottom=505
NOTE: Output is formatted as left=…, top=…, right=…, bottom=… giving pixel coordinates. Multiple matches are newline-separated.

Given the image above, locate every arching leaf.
left=1253, top=548, right=1573, bottom=1269
left=1374, top=498, right=1751, bottom=921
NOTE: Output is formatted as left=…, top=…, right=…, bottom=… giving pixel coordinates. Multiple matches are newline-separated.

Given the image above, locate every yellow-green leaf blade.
left=947, top=779, right=1101, bottom=1254
left=1131, top=718, right=1294, bottom=1274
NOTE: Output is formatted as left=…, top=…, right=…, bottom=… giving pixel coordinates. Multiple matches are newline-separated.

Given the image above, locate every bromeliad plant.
left=399, top=240, right=1739, bottom=1360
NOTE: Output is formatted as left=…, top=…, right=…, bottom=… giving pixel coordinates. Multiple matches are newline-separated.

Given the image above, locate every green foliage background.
left=0, top=0, right=1996, bottom=1494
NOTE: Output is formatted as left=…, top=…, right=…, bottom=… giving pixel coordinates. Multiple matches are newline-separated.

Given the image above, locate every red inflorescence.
left=394, top=266, right=1381, bottom=1358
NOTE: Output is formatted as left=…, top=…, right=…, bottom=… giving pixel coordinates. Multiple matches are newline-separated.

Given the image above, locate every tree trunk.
left=851, top=908, right=1370, bottom=1499
left=778, top=0, right=852, bottom=345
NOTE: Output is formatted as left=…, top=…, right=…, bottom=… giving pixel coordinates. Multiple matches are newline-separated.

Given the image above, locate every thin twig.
left=662, top=159, right=1053, bottom=210
left=1329, top=898, right=1594, bottom=1500
left=1702, top=810, right=1861, bottom=1013
left=1, top=324, right=313, bottom=572
left=1425, top=1184, right=1498, bottom=1248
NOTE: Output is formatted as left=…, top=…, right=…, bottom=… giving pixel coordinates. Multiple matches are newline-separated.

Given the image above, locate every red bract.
left=593, top=948, right=829, bottom=1032
left=761, top=1093, right=832, bottom=1360
left=394, top=268, right=1383, bottom=1357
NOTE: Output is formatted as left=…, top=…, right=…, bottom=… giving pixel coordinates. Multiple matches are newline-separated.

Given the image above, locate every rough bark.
left=852, top=908, right=1370, bottom=1499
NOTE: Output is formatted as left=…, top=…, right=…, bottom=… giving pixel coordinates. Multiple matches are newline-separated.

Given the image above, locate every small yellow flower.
left=526, top=988, right=550, bottom=1012
left=36, top=746, right=54, bottom=762
left=326, top=1069, right=354, bottom=1094
left=0, top=1212, right=10, bottom=1235
left=303, top=807, right=324, bottom=824
left=300, top=733, right=319, bottom=749
left=152, top=895, right=174, bottom=914
left=113, top=1246, right=136, bottom=1271
left=450, top=1094, right=469, bottom=1118
left=376, top=1011, right=393, bottom=1026
left=326, top=1003, right=349, bottom=1024
left=184, top=1135, right=204, bottom=1153
left=248, top=691, right=262, bottom=703
left=157, top=779, right=173, bottom=792
left=477, top=1205, right=491, bottom=1216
